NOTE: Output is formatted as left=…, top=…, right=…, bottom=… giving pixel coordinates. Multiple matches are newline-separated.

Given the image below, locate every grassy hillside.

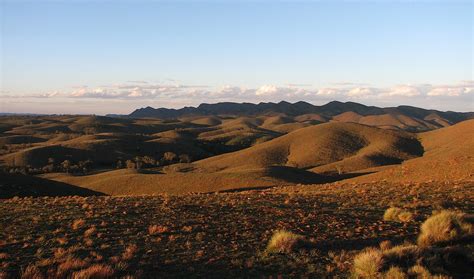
left=345, top=119, right=474, bottom=183
left=197, top=122, right=423, bottom=173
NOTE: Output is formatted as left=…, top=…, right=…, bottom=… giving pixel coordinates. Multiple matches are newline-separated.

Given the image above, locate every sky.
left=0, top=0, right=473, bottom=114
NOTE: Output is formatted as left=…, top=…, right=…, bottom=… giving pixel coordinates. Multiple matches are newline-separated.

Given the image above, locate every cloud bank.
left=1, top=81, right=473, bottom=114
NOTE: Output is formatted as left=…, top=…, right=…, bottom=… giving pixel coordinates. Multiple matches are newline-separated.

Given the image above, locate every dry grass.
left=57, top=257, right=88, bottom=276
left=71, top=219, right=85, bottom=230
left=383, top=207, right=414, bottom=223
left=148, top=225, right=169, bottom=235
left=265, top=230, right=308, bottom=254
left=407, top=265, right=451, bottom=279
left=417, top=210, right=473, bottom=246
left=71, top=264, right=114, bottom=279
left=350, top=209, right=473, bottom=279
left=352, top=248, right=384, bottom=278
left=383, top=266, right=406, bottom=279
left=20, top=264, right=43, bottom=279
left=1, top=181, right=471, bottom=278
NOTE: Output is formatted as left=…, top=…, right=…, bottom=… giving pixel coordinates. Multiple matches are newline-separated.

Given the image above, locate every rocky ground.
left=0, top=181, right=472, bottom=278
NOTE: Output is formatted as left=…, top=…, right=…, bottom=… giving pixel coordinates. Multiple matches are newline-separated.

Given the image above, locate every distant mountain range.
left=128, top=101, right=474, bottom=128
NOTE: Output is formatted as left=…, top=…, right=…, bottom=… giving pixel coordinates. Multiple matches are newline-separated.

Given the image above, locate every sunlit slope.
left=40, top=168, right=294, bottom=195
left=345, top=119, right=474, bottom=182
left=196, top=122, right=423, bottom=173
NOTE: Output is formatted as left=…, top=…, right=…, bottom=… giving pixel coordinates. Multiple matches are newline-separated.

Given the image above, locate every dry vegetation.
left=1, top=181, right=472, bottom=278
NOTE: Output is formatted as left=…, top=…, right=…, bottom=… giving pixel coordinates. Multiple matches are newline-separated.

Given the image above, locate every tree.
left=61, top=160, right=71, bottom=173
left=134, top=157, right=143, bottom=170
left=179, top=154, right=191, bottom=163
left=125, top=160, right=136, bottom=169
left=142, top=156, right=156, bottom=166
left=78, top=160, right=93, bottom=174
left=163, top=152, right=177, bottom=163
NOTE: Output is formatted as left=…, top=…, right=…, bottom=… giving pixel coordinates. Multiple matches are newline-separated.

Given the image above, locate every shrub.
left=352, top=248, right=384, bottom=278
left=179, top=154, right=191, bottom=163
left=125, top=160, right=135, bottom=169
left=265, top=230, right=307, bottom=254
left=61, top=160, right=72, bottom=173
left=162, top=152, right=177, bottom=163
left=383, top=207, right=413, bottom=223
left=417, top=210, right=473, bottom=247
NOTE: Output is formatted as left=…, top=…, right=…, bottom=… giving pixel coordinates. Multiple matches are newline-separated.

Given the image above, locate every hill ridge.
left=128, top=101, right=474, bottom=128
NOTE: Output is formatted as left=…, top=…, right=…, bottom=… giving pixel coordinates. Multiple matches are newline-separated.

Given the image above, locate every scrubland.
left=1, top=181, right=472, bottom=278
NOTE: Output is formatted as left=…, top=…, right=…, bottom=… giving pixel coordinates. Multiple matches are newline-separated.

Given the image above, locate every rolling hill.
left=1, top=102, right=473, bottom=197
left=196, top=122, right=423, bottom=173
left=35, top=122, right=427, bottom=195
left=345, top=119, right=474, bottom=183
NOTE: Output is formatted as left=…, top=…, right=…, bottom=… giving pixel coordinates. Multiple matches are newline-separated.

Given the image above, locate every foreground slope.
left=1, top=181, right=472, bottom=278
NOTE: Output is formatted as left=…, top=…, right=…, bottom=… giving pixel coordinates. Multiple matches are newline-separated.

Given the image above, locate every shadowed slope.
left=0, top=173, right=105, bottom=198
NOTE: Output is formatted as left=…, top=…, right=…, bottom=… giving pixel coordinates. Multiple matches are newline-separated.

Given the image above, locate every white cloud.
left=427, top=84, right=474, bottom=97
left=256, top=85, right=279, bottom=96
left=385, top=85, right=422, bottom=97
left=316, top=88, right=343, bottom=96
left=2, top=80, right=473, bottom=113
left=346, top=87, right=376, bottom=97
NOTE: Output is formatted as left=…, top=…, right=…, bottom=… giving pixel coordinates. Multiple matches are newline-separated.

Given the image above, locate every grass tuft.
left=71, top=264, right=114, bottom=279
left=383, top=207, right=413, bottom=223
left=417, top=210, right=473, bottom=247
left=21, top=265, right=43, bottom=279
left=383, top=266, right=406, bottom=279
left=265, top=230, right=307, bottom=254
left=352, top=248, right=384, bottom=278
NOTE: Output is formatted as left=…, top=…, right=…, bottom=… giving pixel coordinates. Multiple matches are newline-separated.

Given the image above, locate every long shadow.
left=0, top=173, right=106, bottom=199
left=265, top=166, right=375, bottom=184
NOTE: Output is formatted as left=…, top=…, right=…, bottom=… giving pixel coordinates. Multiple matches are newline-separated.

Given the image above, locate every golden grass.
left=352, top=248, right=384, bottom=278
left=265, top=230, right=307, bottom=254
left=148, top=225, right=169, bottom=235
left=382, top=244, right=418, bottom=260
left=407, top=265, right=451, bottom=279
left=383, top=207, right=414, bottom=222
left=417, top=210, right=473, bottom=246
left=71, top=219, right=85, bottom=230
left=20, top=265, right=43, bottom=279
left=383, top=266, right=406, bottom=279
left=56, top=257, right=88, bottom=276
left=71, top=264, right=114, bottom=279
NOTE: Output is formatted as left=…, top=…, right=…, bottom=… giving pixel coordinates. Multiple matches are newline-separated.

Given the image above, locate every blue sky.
left=1, top=1, right=473, bottom=114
